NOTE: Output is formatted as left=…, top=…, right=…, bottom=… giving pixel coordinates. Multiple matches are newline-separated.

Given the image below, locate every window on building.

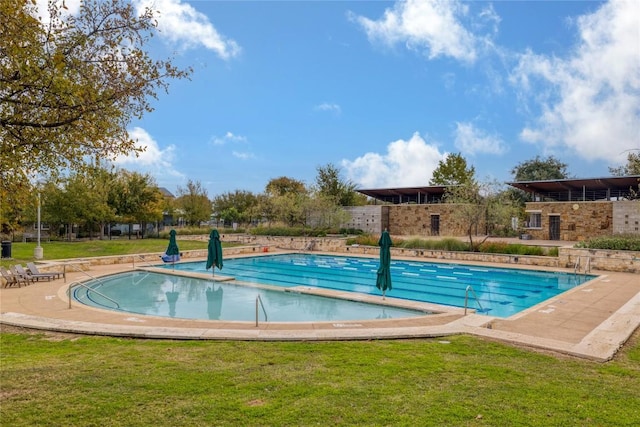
left=525, top=212, right=542, bottom=228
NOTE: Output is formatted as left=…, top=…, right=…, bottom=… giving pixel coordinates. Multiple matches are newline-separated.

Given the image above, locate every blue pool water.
left=72, top=271, right=429, bottom=322
left=163, top=253, right=597, bottom=318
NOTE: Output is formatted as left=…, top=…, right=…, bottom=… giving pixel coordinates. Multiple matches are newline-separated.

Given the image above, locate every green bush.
left=479, top=242, right=545, bottom=256
left=158, top=226, right=242, bottom=239
left=249, top=227, right=331, bottom=237
left=576, top=234, right=640, bottom=251
left=346, top=234, right=557, bottom=256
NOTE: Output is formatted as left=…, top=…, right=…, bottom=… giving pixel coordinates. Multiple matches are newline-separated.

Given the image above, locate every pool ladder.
left=464, top=285, right=483, bottom=315
left=256, top=295, right=268, bottom=326
left=574, top=256, right=591, bottom=275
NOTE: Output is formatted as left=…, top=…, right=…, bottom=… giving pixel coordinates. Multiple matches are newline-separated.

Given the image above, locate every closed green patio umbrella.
left=206, top=229, right=223, bottom=277
left=376, top=229, right=393, bottom=299
left=162, top=229, right=180, bottom=265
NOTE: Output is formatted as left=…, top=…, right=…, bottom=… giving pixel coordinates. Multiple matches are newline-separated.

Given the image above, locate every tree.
left=510, top=155, right=569, bottom=181
left=175, top=180, right=211, bottom=227
left=263, top=177, right=309, bottom=227
left=265, top=177, right=307, bottom=197
left=62, top=167, right=115, bottom=239
left=445, top=180, right=520, bottom=251
left=0, top=0, right=190, bottom=194
left=429, top=153, right=476, bottom=186
left=109, top=170, right=163, bottom=237
left=609, top=151, right=640, bottom=176
left=314, top=163, right=366, bottom=206
left=304, top=195, right=351, bottom=229
left=212, top=190, right=259, bottom=226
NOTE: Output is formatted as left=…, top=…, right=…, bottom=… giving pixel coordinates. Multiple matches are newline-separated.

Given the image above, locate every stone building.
left=508, top=176, right=640, bottom=241
left=346, top=176, right=639, bottom=241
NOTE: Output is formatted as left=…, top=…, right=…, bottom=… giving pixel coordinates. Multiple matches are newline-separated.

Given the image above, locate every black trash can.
left=1, top=240, right=11, bottom=258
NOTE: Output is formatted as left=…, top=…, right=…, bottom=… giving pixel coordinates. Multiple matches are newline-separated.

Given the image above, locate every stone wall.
left=523, top=200, right=640, bottom=241
left=388, top=204, right=485, bottom=237
left=341, top=201, right=638, bottom=242
left=524, top=201, right=613, bottom=241
left=560, top=247, right=640, bottom=273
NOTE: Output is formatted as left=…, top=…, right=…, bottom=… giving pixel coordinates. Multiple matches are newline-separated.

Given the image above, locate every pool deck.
left=1, top=250, right=639, bottom=362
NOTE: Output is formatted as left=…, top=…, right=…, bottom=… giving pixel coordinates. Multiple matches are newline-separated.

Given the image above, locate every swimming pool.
left=72, top=271, right=430, bottom=322
left=162, top=253, right=597, bottom=318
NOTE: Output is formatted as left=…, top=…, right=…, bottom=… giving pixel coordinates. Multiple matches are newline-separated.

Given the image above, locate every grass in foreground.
left=1, top=329, right=639, bottom=426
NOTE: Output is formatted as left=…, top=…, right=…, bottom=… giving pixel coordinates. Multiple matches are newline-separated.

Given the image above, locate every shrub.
left=479, top=242, right=546, bottom=256
left=347, top=235, right=556, bottom=256
left=158, top=226, right=242, bottom=239
left=576, top=234, right=640, bottom=251
left=250, top=227, right=331, bottom=237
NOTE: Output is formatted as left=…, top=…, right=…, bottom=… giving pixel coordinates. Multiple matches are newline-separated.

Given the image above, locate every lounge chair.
left=27, top=262, right=63, bottom=279
left=16, top=264, right=54, bottom=281
left=1, top=266, right=28, bottom=287
left=11, top=265, right=35, bottom=285
left=1, top=267, right=20, bottom=288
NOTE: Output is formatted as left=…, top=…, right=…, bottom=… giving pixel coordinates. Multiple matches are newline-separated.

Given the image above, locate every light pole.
left=34, top=189, right=43, bottom=259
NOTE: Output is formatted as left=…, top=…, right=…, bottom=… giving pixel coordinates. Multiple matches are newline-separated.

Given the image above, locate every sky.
left=42, top=0, right=640, bottom=197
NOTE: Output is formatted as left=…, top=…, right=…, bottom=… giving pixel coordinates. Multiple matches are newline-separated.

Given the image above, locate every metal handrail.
left=64, top=264, right=110, bottom=286
left=68, top=281, right=120, bottom=309
left=132, top=254, right=161, bottom=269
left=255, top=295, right=268, bottom=326
left=464, top=285, right=484, bottom=315
left=574, top=256, right=581, bottom=275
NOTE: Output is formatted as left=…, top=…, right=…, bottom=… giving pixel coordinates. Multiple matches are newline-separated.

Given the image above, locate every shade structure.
left=376, top=230, right=393, bottom=298
left=206, top=229, right=223, bottom=275
left=162, top=229, right=180, bottom=263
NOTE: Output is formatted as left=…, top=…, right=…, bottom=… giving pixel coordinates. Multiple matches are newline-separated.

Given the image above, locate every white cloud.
left=211, top=132, right=254, bottom=160
left=211, top=131, right=248, bottom=146
left=342, top=132, right=446, bottom=188
left=232, top=151, right=254, bottom=160
left=315, top=103, right=342, bottom=115
left=134, top=0, right=241, bottom=59
left=349, top=0, right=497, bottom=63
left=113, top=127, right=184, bottom=179
left=454, top=122, right=507, bottom=156
left=512, top=0, right=640, bottom=164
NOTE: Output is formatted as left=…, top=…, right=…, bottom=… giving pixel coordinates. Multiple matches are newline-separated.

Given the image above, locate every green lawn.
left=1, top=330, right=638, bottom=426
left=1, top=239, right=209, bottom=268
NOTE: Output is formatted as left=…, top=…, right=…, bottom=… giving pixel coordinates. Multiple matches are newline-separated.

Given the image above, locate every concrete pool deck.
left=1, top=251, right=639, bottom=362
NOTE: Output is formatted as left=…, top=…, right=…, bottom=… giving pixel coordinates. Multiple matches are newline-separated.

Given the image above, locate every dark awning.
left=506, top=176, right=640, bottom=201
left=356, top=186, right=449, bottom=204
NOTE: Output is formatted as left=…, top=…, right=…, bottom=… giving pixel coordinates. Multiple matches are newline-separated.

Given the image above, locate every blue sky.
left=47, top=0, right=640, bottom=197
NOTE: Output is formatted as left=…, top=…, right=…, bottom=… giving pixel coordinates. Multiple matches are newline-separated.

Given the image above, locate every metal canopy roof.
left=357, top=176, right=640, bottom=204
left=356, top=186, right=449, bottom=204
left=506, top=176, right=640, bottom=201
left=506, top=176, right=640, bottom=194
